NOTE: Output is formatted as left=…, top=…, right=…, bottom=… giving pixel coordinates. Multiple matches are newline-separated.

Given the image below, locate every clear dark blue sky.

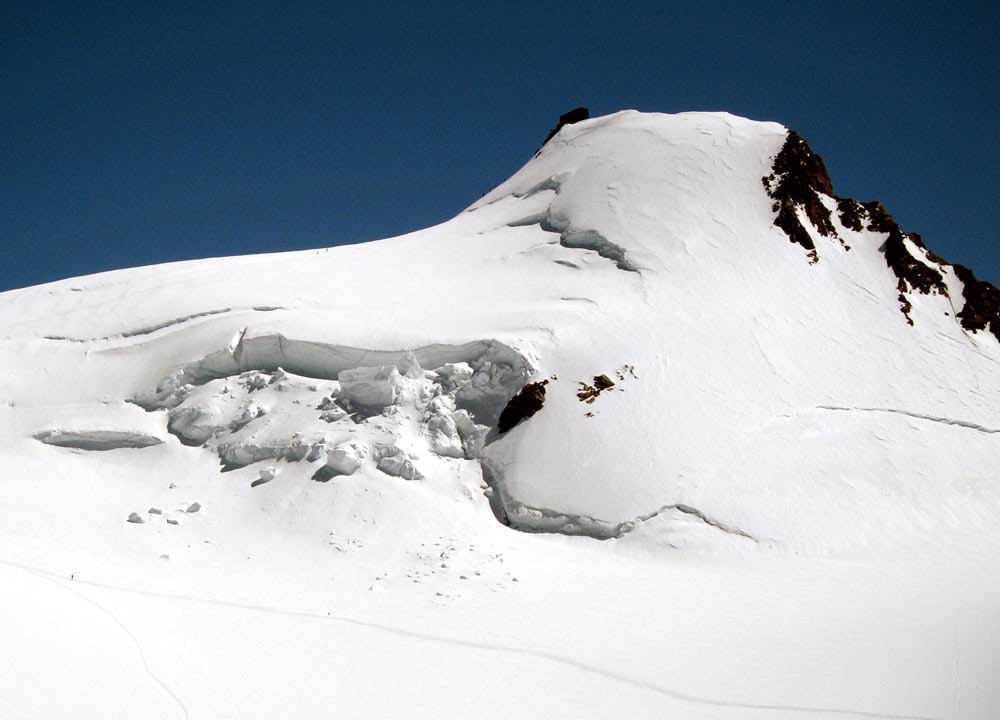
left=3, top=1, right=998, bottom=291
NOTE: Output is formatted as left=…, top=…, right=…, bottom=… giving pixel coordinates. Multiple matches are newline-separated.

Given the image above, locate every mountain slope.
left=1, top=110, right=998, bottom=719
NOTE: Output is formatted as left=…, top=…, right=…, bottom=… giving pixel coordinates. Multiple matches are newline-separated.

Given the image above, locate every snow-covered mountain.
left=2, top=110, right=998, bottom=719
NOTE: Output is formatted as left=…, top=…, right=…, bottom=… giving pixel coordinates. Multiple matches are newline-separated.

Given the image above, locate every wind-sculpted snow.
left=543, top=223, right=638, bottom=273
left=506, top=172, right=640, bottom=272
left=41, top=305, right=286, bottom=343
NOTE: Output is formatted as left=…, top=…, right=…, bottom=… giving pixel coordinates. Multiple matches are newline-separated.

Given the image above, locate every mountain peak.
left=2, top=108, right=998, bottom=718
left=1, top=111, right=998, bottom=553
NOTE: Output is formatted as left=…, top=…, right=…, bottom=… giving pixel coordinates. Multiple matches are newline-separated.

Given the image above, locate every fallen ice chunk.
left=433, top=362, right=474, bottom=393
left=453, top=410, right=488, bottom=458
left=252, top=467, right=276, bottom=487
left=240, top=371, right=272, bottom=391
left=426, top=397, right=465, bottom=458
left=218, top=434, right=321, bottom=469
left=317, top=394, right=340, bottom=410
left=131, top=369, right=193, bottom=410
left=396, top=351, right=423, bottom=379
left=325, top=439, right=369, bottom=477
left=230, top=402, right=266, bottom=432
left=375, top=445, right=423, bottom=481
left=168, top=406, right=227, bottom=446
left=339, top=366, right=401, bottom=409
left=319, top=407, right=347, bottom=423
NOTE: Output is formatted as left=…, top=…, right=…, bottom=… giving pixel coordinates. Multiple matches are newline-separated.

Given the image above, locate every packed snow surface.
left=1, top=111, right=998, bottom=719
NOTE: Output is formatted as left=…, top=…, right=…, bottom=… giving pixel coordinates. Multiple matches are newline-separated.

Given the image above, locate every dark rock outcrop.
left=849, top=200, right=946, bottom=323
left=762, top=130, right=1000, bottom=335
left=837, top=198, right=865, bottom=232
left=540, top=107, right=590, bottom=149
left=497, top=381, right=547, bottom=433
left=762, top=131, right=837, bottom=261
left=952, top=264, right=1000, bottom=341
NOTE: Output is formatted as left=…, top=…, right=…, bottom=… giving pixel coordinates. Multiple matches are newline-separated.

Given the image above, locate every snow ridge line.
left=816, top=406, right=1000, bottom=434
left=40, top=305, right=285, bottom=343
left=0, top=558, right=938, bottom=720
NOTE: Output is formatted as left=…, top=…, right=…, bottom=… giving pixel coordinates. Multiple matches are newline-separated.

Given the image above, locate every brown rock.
left=497, top=382, right=547, bottom=433
left=763, top=131, right=837, bottom=258
left=952, top=264, right=1000, bottom=341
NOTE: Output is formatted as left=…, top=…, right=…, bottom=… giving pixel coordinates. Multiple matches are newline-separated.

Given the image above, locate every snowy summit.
left=1, top=110, right=998, bottom=719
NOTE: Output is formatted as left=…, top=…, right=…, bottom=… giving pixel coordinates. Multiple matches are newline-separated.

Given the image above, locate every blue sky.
left=3, top=1, right=998, bottom=291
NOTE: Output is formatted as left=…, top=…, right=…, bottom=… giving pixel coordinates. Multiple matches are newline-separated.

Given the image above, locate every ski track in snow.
left=0, top=558, right=935, bottom=720
left=7, top=561, right=189, bottom=720
left=816, top=406, right=1000, bottom=434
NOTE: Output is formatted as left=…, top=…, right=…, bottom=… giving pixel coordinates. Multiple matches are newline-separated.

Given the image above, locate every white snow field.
left=1, top=111, right=998, bottom=719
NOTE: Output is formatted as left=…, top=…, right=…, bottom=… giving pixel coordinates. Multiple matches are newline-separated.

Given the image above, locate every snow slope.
left=1, top=110, right=998, bottom=719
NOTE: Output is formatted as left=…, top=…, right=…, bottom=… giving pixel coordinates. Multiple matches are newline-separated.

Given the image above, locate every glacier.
left=1, top=110, right=997, bottom=719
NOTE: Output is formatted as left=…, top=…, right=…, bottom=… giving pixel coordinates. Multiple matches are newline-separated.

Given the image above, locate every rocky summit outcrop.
left=953, top=263, right=1000, bottom=340
left=763, top=130, right=836, bottom=261
left=765, top=129, right=1000, bottom=337
left=540, top=107, right=590, bottom=149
